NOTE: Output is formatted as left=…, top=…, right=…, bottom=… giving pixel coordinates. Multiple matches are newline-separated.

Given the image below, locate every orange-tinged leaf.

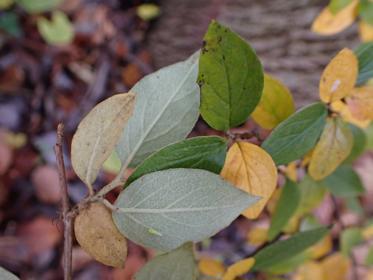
left=319, top=48, right=358, bottom=103
left=359, top=21, right=373, bottom=42
left=306, top=234, right=333, bottom=259
left=293, top=261, right=324, bottom=280
left=331, top=100, right=370, bottom=128
left=247, top=227, right=268, bottom=246
left=346, top=86, right=373, bottom=121
left=308, top=118, right=353, bottom=180
left=311, top=1, right=358, bottom=35
left=222, top=258, right=255, bottom=280
left=251, top=73, right=295, bottom=129
left=221, top=142, right=278, bottom=219
left=198, top=258, right=225, bottom=277
left=320, top=253, right=350, bottom=280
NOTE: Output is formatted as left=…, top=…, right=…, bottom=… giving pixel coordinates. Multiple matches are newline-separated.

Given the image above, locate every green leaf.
left=136, top=3, right=160, bottom=21
left=268, top=180, right=301, bottom=240
left=328, top=0, right=353, bottom=14
left=359, top=0, right=373, bottom=25
left=340, top=227, right=362, bottom=256
left=252, top=227, right=329, bottom=270
left=322, top=165, right=364, bottom=197
left=0, top=267, right=18, bottom=280
left=135, top=243, right=197, bottom=280
left=102, top=151, right=121, bottom=174
left=296, top=176, right=326, bottom=216
left=355, top=42, right=373, bottom=85
left=365, top=247, right=373, bottom=266
left=300, top=215, right=322, bottom=231
left=116, top=52, right=200, bottom=168
left=0, top=12, right=21, bottom=37
left=16, top=0, right=62, bottom=13
left=126, top=136, right=227, bottom=186
left=198, top=20, right=264, bottom=131
left=345, top=197, right=364, bottom=215
left=365, top=123, right=373, bottom=150
left=113, top=168, right=258, bottom=252
left=262, top=102, right=327, bottom=165
left=264, top=252, right=309, bottom=274
left=345, top=125, right=367, bottom=163
left=37, top=11, right=74, bottom=46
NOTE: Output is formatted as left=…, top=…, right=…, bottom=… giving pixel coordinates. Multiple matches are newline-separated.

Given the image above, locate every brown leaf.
left=74, top=202, right=128, bottom=268
left=31, top=165, right=62, bottom=204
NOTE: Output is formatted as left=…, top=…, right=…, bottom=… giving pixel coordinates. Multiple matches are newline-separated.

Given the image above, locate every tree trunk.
left=147, top=0, right=359, bottom=105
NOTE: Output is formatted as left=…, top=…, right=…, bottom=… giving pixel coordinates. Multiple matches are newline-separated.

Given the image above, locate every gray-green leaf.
left=198, top=20, right=264, bottom=131
left=126, top=136, right=227, bottom=186
left=116, top=52, right=200, bottom=168
left=135, top=243, right=197, bottom=280
left=113, top=168, right=258, bottom=252
left=345, top=124, right=367, bottom=163
left=0, top=267, right=19, bottom=280
left=253, top=227, right=329, bottom=270
left=268, top=179, right=300, bottom=241
left=262, top=102, right=327, bottom=165
left=355, top=42, right=373, bottom=85
left=322, top=165, right=365, bottom=197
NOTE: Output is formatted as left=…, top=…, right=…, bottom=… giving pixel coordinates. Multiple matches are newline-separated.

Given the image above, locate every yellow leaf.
left=319, top=48, right=358, bottom=103
left=346, top=86, right=373, bottom=121
left=251, top=74, right=295, bottom=129
left=285, top=161, right=298, bottom=182
left=308, top=117, right=353, bottom=180
left=247, top=227, right=268, bottom=246
left=136, top=3, right=160, bottom=21
left=311, top=0, right=358, bottom=35
left=283, top=215, right=300, bottom=234
left=320, top=253, right=350, bottom=280
left=301, top=149, right=314, bottom=167
left=222, top=258, right=255, bottom=280
left=198, top=258, right=225, bottom=277
left=293, top=261, right=324, bottom=280
left=267, top=188, right=282, bottom=214
left=306, top=234, right=333, bottom=259
left=359, top=21, right=373, bottom=42
left=221, top=142, right=278, bottom=219
left=331, top=100, right=370, bottom=128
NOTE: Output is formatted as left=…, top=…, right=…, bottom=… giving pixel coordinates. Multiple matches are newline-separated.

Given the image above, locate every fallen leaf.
left=247, top=227, right=268, bottom=246
left=293, top=261, right=324, bottom=280
left=308, top=118, right=353, bottom=180
left=320, top=253, right=350, bottom=280
left=312, top=0, right=358, bottom=35
left=31, top=165, right=61, bottom=204
left=74, top=202, right=128, bottom=268
left=319, top=48, right=358, bottom=103
left=222, top=258, right=255, bottom=280
left=221, top=141, right=277, bottom=219
left=198, top=258, right=225, bottom=278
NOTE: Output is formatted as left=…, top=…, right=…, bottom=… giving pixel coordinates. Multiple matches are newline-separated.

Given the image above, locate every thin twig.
left=54, top=123, right=73, bottom=280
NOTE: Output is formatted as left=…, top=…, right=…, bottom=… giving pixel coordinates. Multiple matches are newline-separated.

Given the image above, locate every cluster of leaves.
left=71, top=20, right=373, bottom=280
left=0, top=0, right=74, bottom=45
left=2, top=19, right=373, bottom=279
left=312, top=0, right=373, bottom=41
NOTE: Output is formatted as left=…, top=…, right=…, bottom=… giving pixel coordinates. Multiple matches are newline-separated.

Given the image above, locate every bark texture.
left=147, top=0, right=360, bottom=105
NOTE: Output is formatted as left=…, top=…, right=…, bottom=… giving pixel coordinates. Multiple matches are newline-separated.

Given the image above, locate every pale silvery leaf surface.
left=135, top=243, right=197, bottom=280
left=116, top=52, right=200, bottom=167
left=113, top=168, right=259, bottom=252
